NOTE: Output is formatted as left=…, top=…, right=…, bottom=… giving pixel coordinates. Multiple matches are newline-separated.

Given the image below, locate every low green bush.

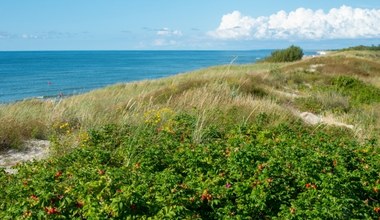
left=332, top=76, right=380, bottom=105
left=340, top=45, right=380, bottom=51
left=295, top=93, right=351, bottom=114
left=264, top=45, right=304, bottom=63
left=0, top=112, right=379, bottom=219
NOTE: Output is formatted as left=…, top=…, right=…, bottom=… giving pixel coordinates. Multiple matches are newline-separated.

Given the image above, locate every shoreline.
left=302, top=50, right=330, bottom=59
left=0, top=50, right=320, bottom=104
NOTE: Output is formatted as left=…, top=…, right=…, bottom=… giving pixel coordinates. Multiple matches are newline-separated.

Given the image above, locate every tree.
left=264, top=45, right=304, bottom=62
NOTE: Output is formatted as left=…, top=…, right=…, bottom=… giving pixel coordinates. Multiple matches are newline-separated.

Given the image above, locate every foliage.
left=0, top=113, right=379, bottom=219
left=331, top=76, right=380, bottom=105
left=1, top=48, right=380, bottom=218
left=295, top=93, right=351, bottom=114
left=264, top=45, right=304, bottom=62
left=340, top=45, right=380, bottom=51
left=1, top=50, right=380, bottom=149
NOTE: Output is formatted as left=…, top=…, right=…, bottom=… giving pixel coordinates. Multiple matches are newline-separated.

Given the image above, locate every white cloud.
left=209, top=5, right=380, bottom=40
left=153, top=28, right=183, bottom=47
left=21, top=34, right=39, bottom=39
left=0, top=31, right=80, bottom=40
left=153, top=39, right=165, bottom=46
left=156, top=28, right=183, bottom=37
left=153, top=39, right=178, bottom=47
left=0, top=32, right=11, bottom=39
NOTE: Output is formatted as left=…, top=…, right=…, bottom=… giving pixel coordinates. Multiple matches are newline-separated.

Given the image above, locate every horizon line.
left=0, top=48, right=326, bottom=52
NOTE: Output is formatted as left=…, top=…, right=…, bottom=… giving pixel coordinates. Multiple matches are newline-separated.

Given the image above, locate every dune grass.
left=0, top=62, right=289, bottom=150
left=0, top=51, right=379, bottom=150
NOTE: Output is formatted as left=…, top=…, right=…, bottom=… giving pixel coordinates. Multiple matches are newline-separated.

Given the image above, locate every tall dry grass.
left=0, top=50, right=379, bottom=150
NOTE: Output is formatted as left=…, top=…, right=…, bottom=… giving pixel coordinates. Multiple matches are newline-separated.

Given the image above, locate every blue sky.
left=0, top=0, right=379, bottom=50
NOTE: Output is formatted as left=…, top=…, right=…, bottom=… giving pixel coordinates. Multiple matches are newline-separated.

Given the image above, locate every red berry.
left=54, top=171, right=62, bottom=178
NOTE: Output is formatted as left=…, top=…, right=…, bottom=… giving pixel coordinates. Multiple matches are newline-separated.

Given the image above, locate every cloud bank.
left=152, top=27, right=183, bottom=47
left=156, top=28, right=182, bottom=37
left=0, top=31, right=82, bottom=40
left=209, top=5, right=380, bottom=40
left=0, top=32, right=13, bottom=39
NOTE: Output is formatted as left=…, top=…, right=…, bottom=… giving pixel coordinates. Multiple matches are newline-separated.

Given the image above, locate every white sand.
left=0, top=140, right=50, bottom=174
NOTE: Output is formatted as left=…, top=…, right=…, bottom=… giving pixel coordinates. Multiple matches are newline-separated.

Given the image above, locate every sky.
left=0, top=0, right=379, bottom=50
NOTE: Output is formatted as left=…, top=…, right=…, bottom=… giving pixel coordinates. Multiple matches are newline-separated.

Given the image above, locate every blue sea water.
left=0, top=50, right=316, bottom=103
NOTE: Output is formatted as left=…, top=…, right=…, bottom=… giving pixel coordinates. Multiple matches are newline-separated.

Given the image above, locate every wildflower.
left=64, top=186, right=72, bottom=193
left=305, top=183, right=317, bottom=189
left=30, top=195, right=39, bottom=201
left=374, top=207, right=380, bottom=213
left=134, top=163, right=141, bottom=169
left=179, top=183, right=188, bottom=189
left=98, top=169, right=105, bottom=175
left=59, top=122, right=69, bottom=129
left=333, top=160, right=337, bottom=167
left=258, top=163, right=265, bottom=171
left=23, top=210, right=32, bottom=218
left=45, top=207, right=59, bottom=215
left=201, top=189, right=212, bottom=201
left=224, top=148, right=231, bottom=157
left=266, top=178, right=273, bottom=184
left=290, top=207, right=296, bottom=214
left=76, top=201, right=84, bottom=208
left=54, top=171, right=63, bottom=178
left=252, top=180, right=261, bottom=188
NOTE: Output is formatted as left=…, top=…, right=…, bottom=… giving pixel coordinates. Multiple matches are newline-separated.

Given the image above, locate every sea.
left=0, top=50, right=317, bottom=103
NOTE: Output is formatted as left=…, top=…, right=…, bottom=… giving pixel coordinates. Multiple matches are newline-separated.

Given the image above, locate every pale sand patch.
left=300, top=112, right=322, bottom=125
left=299, top=111, right=354, bottom=129
left=322, top=115, right=354, bottom=129
left=0, top=140, right=50, bottom=174
left=308, top=64, right=325, bottom=72
left=273, top=90, right=302, bottom=98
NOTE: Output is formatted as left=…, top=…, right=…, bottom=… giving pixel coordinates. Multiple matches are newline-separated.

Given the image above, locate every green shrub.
left=340, top=44, right=380, bottom=51
left=0, top=112, right=379, bottom=219
left=295, top=92, right=351, bottom=114
left=332, top=76, right=380, bottom=105
left=264, top=45, right=304, bottom=62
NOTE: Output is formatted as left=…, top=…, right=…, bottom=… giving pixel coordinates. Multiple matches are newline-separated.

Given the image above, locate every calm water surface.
left=0, top=50, right=316, bottom=103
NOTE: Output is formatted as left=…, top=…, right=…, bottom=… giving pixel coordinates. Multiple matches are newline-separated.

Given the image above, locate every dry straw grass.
left=0, top=50, right=379, bottom=150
